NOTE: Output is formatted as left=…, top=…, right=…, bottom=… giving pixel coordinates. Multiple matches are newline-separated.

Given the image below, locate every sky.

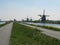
left=0, top=0, right=60, bottom=21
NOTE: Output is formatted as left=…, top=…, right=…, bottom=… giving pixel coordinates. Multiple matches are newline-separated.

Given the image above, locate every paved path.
left=0, top=23, right=13, bottom=45
left=21, top=23, right=60, bottom=40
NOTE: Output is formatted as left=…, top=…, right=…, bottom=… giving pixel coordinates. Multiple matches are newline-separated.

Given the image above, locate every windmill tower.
left=26, top=16, right=29, bottom=22
left=38, top=9, right=49, bottom=23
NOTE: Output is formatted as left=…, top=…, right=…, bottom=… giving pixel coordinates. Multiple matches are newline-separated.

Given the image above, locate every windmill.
left=26, top=16, right=29, bottom=22
left=38, top=9, right=49, bottom=23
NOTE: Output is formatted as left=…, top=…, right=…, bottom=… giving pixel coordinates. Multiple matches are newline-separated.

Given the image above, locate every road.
left=0, top=23, right=13, bottom=45
left=21, top=23, right=60, bottom=40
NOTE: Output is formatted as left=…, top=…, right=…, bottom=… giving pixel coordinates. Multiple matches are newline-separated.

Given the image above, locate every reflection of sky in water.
left=26, top=22, right=60, bottom=29
left=0, top=22, right=6, bottom=24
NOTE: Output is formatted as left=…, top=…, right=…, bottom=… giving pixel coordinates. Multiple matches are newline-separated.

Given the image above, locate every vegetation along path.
left=21, top=23, right=60, bottom=40
left=10, top=22, right=60, bottom=45
left=0, top=22, right=13, bottom=45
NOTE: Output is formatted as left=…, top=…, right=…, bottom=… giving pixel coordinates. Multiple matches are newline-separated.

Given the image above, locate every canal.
left=25, top=22, right=60, bottom=29
left=0, top=22, right=6, bottom=24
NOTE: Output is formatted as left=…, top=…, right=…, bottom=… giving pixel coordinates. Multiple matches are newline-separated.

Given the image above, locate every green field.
left=9, top=22, right=60, bottom=45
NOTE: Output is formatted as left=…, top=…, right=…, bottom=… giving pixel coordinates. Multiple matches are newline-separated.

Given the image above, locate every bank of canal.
left=10, top=22, right=60, bottom=45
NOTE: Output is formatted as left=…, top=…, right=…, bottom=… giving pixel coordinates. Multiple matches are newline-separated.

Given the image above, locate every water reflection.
left=0, top=22, right=6, bottom=24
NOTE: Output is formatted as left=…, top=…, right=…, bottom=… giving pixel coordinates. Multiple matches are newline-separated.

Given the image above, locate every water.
left=0, top=22, right=6, bottom=24
left=25, top=22, right=60, bottom=29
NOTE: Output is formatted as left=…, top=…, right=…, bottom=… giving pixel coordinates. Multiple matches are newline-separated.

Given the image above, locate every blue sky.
left=0, top=0, right=60, bottom=21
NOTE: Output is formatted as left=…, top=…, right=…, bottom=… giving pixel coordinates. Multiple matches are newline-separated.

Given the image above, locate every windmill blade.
left=45, top=15, right=50, bottom=17
left=39, top=18, right=42, bottom=20
left=43, top=9, right=45, bottom=15
left=38, top=15, right=42, bottom=17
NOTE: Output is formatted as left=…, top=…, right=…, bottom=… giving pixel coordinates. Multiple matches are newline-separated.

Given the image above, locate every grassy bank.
left=26, top=24, right=60, bottom=31
left=0, top=21, right=12, bottom=28
left=37, top=25, right=60, bottom=31
left=9, top=22, right=60, bottom=45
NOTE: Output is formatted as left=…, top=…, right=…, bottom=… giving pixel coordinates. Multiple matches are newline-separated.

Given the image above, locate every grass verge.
left=0, top=22, right=9, bottom=27
left=26, top=24, right=60, bottom=31
left=0, top=21, right=12, bottom=28
left=9, top=22, right=60, bottom=45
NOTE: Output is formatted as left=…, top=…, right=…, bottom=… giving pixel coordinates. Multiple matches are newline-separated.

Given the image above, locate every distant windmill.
left=38, top=9, right=49, bottom=23
left=26, top=16, right=29, bottom=22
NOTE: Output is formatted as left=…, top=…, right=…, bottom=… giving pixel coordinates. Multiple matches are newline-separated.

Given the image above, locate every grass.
left=0, top=21, right=12, bottom=28
left=0, top=23, right=8, bottom=27
left=37, top=25, right=60, bottom=31
left=9, top=22, right=60, bottom=45
left=0, top=23, right=6, bottom=27
left=26, top=24, right=60, bottom=31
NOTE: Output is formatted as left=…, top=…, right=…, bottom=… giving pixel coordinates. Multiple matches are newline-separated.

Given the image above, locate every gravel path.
left=21, top=23, right=60, bottom=40
left=0, top=23, right=13, bottom=45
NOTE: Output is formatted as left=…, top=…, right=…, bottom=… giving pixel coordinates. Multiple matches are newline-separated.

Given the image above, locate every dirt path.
left=0, top=23, right=13, bottom=45
left=21, top=23, right=60, bottom=40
